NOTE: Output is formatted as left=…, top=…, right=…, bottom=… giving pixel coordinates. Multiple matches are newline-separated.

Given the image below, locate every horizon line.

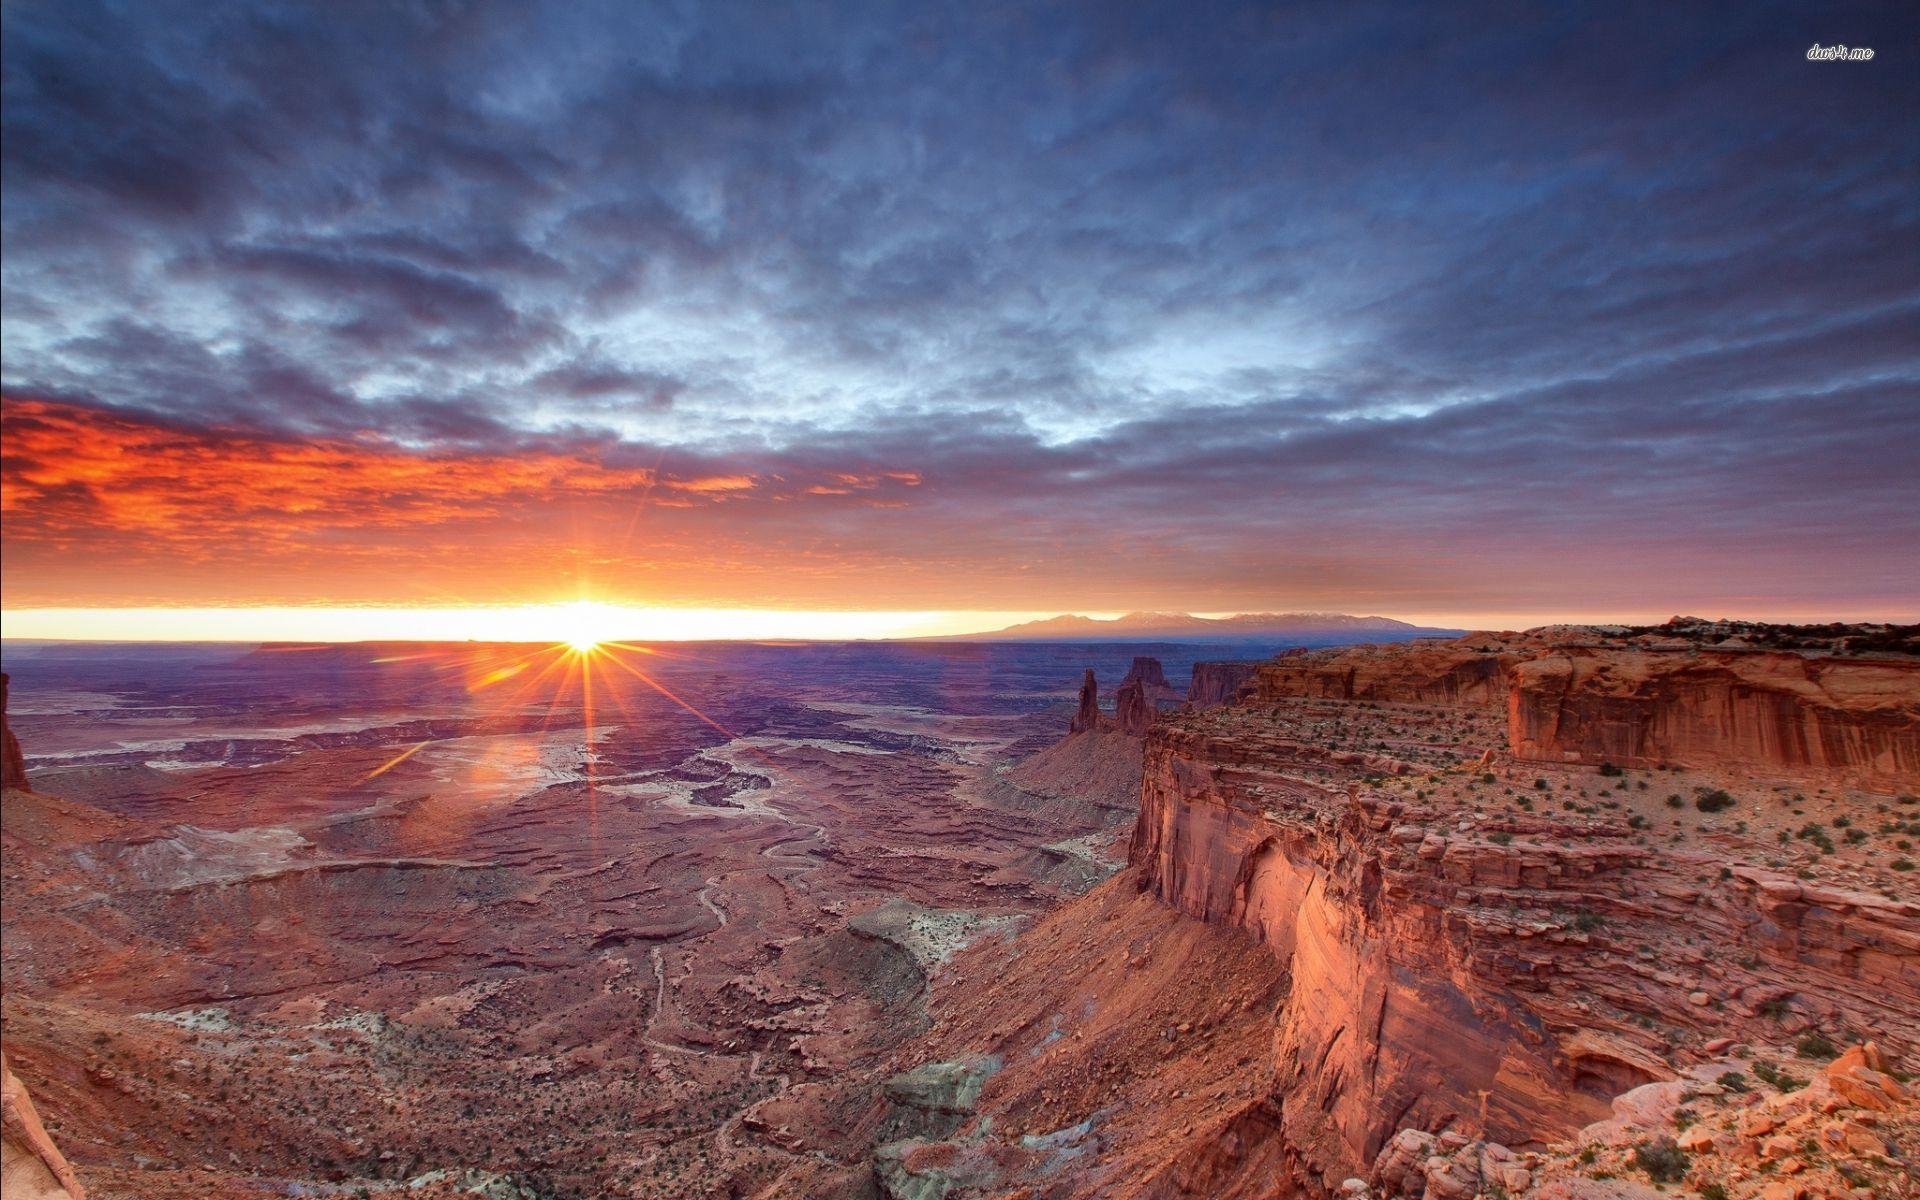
left=1, top=602, right=1914, bottom=646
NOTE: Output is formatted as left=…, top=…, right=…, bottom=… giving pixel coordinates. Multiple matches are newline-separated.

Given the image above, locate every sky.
left=3, top=0, right=1918, bottom=640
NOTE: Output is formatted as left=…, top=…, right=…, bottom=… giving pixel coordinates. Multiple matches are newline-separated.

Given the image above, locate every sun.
left=554, top=600, right=620, bottom=652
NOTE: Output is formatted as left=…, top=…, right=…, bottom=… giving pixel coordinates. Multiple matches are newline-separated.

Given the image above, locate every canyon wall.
left=1245, top=632, right=1920, bottom=791
left=1509, top=647, right=1920, bottom=788
left=1186, top=661, right=1257, bottom=708
left=1249, top=642, right=1518, bottom=708
left=1129, top=707, right=1920, bottom=1193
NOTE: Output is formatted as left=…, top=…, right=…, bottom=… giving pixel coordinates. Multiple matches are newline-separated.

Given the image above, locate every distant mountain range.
left=929, top=611, right=1464, bottom=643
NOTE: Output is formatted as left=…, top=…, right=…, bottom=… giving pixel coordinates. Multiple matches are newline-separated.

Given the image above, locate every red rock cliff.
left=1129, top=702, right=1920, bottom=1193
left=1508, top=647, right=1920, bottom=788
left=1250, top=641, right=1518, bottom=707
left=1246, top=632, right=1920, bottom=792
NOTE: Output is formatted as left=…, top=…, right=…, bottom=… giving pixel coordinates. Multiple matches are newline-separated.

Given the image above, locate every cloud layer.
left=3, top=1, right=1917, bottom=620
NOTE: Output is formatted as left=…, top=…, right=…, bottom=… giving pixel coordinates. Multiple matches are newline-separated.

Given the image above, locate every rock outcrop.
left=1113, top=679, right=1156, bottom=737
left=1186, top=661, right=1257, bottom=708
left=1129, top=682, right=1920, bottom=1191
left=1070, top=668, right=1101, bottom=734
left=3, top=674, right=29, bottom=791
left=1250, top=640, right=1520, bottom=707
left=2, top=1053, right=84, bottom=1199
left=1245, top=627, right=1920, bottom=791
left=1120, top=656, right=1181, bottom=705
left=1352, top=1042, right=1917, bottom=1200
left=1508, top=647, right=1920, bottom=787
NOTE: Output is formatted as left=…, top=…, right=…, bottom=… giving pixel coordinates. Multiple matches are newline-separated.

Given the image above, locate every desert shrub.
left=1695, top=789, right=1735, bottom=813
left=1489, top=831, right=1512, bottom=845
left=1633, top=1138, right=1688, bottom=1182
left=1572, top=909, right=1606, bottom=932
left=1796, top=1031, right=1838, bottom=1059
left=1598, top=762, right=1624, bottom=777
left=1752, top=1060, right=1804, bottom=1092
left=1666, top=794, right=1683, bottom=808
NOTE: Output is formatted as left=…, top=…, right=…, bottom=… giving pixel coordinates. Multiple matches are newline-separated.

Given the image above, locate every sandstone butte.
left=1187, top=660, right=1259, bottom=708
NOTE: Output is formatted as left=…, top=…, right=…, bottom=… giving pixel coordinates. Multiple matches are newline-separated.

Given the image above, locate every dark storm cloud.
left=3, top=0, right=1918, bottom=613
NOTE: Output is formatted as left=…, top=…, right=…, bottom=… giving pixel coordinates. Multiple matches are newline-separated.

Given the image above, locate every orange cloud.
left=673, top=474, right=758, bottom=493
left=1, top=398, right=660, bottom=550
left=0, top=396, right=944, bottom=606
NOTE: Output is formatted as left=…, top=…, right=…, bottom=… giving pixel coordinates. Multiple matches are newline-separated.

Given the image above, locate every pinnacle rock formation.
left=1113, top=677, right=1155, bottom=736
left=2, top=675, right=28, bottom=791
left=1069, top=668, right=1101, bottom=734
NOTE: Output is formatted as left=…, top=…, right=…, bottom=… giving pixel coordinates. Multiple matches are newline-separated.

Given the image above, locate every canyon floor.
left=0, top=639, right=1230, bottom=1199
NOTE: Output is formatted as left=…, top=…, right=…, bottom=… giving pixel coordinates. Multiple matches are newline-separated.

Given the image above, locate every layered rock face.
left=1186, top=661, right=1257, bottom=708
left=1129, top=688, right=1920, bottom=1192
left=1249, top=640, right=1520, bottom=708
left=4, top=1040, right=83, bottom=1199
left=1246, top=626, right=1920, bottom=791
left=1509, top=647, right=1920, bottom=788
left=3, top=674, right=29, bottom=791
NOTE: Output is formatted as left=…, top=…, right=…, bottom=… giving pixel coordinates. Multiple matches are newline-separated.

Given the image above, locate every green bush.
left=1633, top=1137, right=1689, bottom=1182
left=1752, top=1060, right=1804, bottom=1092
left=1796, top=1031, right=1837, bottom=1059
left=1695, top=789, right=1735, bottom=813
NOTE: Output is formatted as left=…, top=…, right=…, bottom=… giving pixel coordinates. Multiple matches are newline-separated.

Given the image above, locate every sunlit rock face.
left=1507, top=647, right=1920, bottom=787
left=1125, top=622, right=1919, bottom=1191
left=1244, top=623, right=1920, bottom=790
left=3, top=1053, right=84, bottom=1199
